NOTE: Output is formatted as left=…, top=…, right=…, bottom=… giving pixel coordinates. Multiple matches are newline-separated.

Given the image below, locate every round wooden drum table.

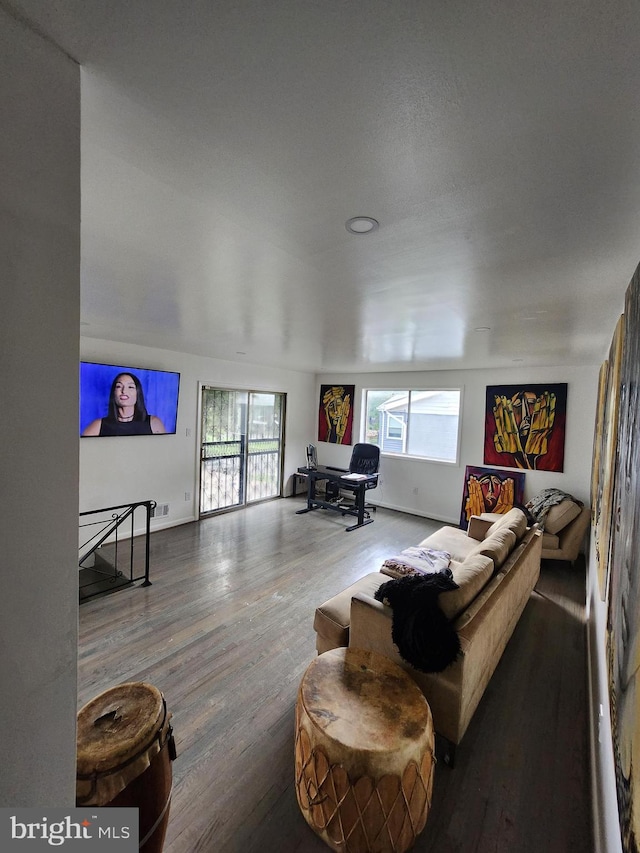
left=76, top=682, right=176, bottom=852
left=295, top=647, right=435, bottom=853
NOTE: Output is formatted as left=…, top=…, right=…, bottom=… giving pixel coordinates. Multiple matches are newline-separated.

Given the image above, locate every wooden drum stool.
left=76, top=682, right=176, bottom=852
left=295, top=647, right=435, bottom=853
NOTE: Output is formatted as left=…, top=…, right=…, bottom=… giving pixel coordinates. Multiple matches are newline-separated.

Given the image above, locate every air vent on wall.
left=152, top=503, right=169, bottom=518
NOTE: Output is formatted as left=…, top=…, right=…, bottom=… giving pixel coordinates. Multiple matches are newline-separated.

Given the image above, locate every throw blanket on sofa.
left=381, top=546, right=451, bottom=577
left=375, top=573, right=461, bottom=673
left=526, top=488, right=582, bottom=530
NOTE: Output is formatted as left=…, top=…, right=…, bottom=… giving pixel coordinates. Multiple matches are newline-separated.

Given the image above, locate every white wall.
left=80, top=338, right=317, bottom=526
left=316, top=365, right=598, bottom=523
left=80, top=351, right=597, bottom=530
left=0, top=13, right=80, bottom=806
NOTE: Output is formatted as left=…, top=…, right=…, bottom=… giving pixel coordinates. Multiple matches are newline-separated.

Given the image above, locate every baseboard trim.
left=367, top=499, right=457, bottom=526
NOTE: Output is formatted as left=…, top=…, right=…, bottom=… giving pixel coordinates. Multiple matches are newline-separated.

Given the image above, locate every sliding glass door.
left=199, top=387, right=285, bottom=515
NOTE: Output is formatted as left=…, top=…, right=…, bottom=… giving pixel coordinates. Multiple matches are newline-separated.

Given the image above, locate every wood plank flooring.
left=78, top=498, right=592, bottom=852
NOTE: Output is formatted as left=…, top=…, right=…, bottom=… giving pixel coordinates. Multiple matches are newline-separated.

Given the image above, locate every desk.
left=294, top=466, right=377, bottom=531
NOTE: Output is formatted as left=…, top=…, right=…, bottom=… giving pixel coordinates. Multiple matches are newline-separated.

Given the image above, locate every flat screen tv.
left=80, top=361, right=180, bottom=437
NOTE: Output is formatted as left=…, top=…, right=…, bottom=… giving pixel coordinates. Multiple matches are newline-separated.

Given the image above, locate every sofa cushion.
left=484, top=507, right=528, bottom=539
left=313, top=572, right=384, bottom=649
left=439, top=554, right=494, bottom=621
left=544, top=500, right=582, bottom=534
left=542, top=531, right=560, bottom=550
left=418, top=527, right=480, bottom=562
left=468, top=527, right=517, bottom=571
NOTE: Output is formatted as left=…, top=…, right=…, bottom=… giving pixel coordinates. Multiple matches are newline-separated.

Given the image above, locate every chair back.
left=349, top=443, right=380, bottom=476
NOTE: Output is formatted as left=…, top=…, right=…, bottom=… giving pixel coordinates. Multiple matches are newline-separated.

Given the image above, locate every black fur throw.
left=374, top=572, right=462, bottom=673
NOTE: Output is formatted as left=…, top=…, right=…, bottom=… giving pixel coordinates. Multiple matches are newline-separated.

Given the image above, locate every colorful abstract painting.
left=483, top=383, right=568, bottom=472
left=590, top=360, right=608, bottom=526
left=607, top=266, right=640, bottom=853
left=459, top=465, right=526, bottom=530
left=318, top=384, right=354, bottom=445
left=593, top=316, right=624, bottom=601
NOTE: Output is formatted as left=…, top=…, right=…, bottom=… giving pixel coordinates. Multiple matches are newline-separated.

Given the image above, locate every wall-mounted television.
left=80, top=361, right=180, bottom=437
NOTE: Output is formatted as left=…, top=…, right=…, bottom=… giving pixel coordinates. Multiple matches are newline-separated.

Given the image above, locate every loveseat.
left=481, top=498, right=589, bottom=563
left=539, top=502, right=590, bottom=563
left=313, top=507, right=542, bottom=764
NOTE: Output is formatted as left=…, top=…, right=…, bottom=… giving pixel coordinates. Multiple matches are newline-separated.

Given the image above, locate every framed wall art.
left=318, top=384, right=354, bottom=445
left=593, top=316, right=624, bottom=601
left=483, top=383, right=568, bottom=472
left=459, top=465, right=525, bottom=530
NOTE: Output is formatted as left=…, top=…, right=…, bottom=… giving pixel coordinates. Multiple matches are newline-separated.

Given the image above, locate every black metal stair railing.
left=79, top=500, right=156, bottom=602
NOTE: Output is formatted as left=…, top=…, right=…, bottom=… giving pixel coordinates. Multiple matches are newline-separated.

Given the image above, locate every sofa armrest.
left=350, top=591, right=472, bottom=660
left=467, top=516, right=492, bottom=541
left=350, top=592, right=422, bottom=666
left=554, top=507, right=591, bottom=561
left=350, top=592, right=393, bottom=651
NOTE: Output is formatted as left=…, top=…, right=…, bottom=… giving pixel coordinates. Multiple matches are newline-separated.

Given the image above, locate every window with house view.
left=363, top=389, right=461, bottom=463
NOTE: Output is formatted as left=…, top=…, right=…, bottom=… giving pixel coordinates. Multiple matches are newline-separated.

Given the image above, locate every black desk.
left=294, top=466, right=377, bottom=531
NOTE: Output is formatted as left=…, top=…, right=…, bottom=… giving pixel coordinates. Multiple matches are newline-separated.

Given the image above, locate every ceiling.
left=11, top=0, right=640, bottom=373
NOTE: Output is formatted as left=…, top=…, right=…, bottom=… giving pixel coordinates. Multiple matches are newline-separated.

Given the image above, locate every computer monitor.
left=306, top=444, right=318, bottom=470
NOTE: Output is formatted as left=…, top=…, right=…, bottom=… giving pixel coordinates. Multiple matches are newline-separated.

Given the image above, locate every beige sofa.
left=313, top=508, right=542, bottom=764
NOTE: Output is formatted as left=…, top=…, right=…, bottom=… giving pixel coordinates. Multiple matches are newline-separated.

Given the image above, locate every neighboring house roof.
left=378, top=391, right=459, bottom=416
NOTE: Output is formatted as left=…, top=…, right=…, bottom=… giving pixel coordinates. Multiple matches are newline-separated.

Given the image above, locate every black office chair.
left=349, top=443, right=380, bottom=476
left=338, top=443, right=380, bottom=516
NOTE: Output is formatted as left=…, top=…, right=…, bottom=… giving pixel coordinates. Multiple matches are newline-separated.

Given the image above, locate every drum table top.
left=298, top=647, right=433, bottom=759
left=77, top=681, right=165, bottom=773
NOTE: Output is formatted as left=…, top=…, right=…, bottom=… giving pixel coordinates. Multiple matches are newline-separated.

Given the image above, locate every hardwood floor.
left=78, top=498, right=592, bottom=852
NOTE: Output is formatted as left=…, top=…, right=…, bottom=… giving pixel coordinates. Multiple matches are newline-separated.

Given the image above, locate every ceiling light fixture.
left=346, top=216, right=379, bottom=235
left=474, top=326, right=491, bottom=332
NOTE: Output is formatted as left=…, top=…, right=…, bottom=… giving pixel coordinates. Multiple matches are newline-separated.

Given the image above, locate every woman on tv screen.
left=82, top=372, right=167, bottom=436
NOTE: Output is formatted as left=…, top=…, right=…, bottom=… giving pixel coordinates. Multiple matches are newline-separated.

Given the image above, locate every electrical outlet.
left=185, top=492, right=191, bottom=501
left=413, top=487, right=419, bottom=495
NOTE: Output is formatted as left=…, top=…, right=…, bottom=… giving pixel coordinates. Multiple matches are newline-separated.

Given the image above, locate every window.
left=385, top=412, right=405, bottom=441
left=363, top=388, right=461, bottom=463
